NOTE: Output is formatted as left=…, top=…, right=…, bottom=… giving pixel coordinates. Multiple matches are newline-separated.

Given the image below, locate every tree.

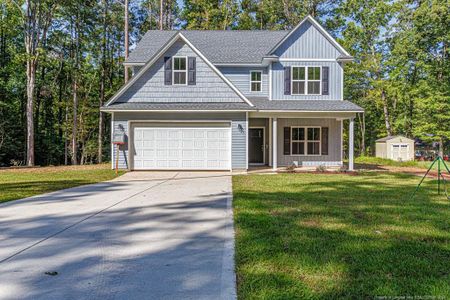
left=124, top=0, right=129, bottom=82
left=337, top=0, right=398, bottom=154
left=11, top=0, right=57, bottom=166
left=182, top=0, right=238, bottom=29
left=398, top=0, right=450, bottom=156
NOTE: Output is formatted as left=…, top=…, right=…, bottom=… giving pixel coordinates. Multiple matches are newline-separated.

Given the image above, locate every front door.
left=249, top=128, right=264, bottom=164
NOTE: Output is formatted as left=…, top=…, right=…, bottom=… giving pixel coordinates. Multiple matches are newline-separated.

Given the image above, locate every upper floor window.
left=173, top=57, right=187, bottom=85
left=291, top=66, right=321, bottom=95
left=250, top=71, right=262, bottom=92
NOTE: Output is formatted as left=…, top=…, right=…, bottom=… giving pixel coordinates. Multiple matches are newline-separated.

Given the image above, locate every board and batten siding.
left=276, top=118, right=342, bottom=166
left=220, top=67, right=269, bottom=97
left=272, top=61, right=343, bottom=100
left=112, top=112, right=247, bottom=170
left=273, top=20, right=342, bottom=59
left=116, top=40, right=243, bottom=103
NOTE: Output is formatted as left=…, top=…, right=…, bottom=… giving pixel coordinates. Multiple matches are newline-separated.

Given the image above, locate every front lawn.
left=0, top=164, right=124, bottom=203
left=233, top=173, right=450, bottom=299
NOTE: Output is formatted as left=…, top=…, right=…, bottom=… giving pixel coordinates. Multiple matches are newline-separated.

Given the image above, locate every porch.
left=247, top=112, right=356, bottom=171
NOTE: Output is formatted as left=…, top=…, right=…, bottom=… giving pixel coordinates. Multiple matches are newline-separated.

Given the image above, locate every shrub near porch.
left=233, top=173, right=450, bottom=299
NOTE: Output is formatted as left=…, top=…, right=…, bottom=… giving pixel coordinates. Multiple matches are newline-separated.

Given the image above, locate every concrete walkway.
left=0, top=172, right=236, bottom=300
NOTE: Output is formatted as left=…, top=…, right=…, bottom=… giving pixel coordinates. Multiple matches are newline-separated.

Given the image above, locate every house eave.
left=100, top=108, right=254, bottom=113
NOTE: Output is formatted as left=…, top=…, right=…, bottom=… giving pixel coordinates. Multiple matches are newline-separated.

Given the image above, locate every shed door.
left=392, top=144, right=409, bottom=161
left=133, top=125, right=231, bottom=170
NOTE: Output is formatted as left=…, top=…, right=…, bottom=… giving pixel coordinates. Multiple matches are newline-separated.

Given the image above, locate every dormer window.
left=250, top=71, right=262, bottom=92
left=173, top=57, right=187, bottom=85
left=291, top=66, right=321, bottom=95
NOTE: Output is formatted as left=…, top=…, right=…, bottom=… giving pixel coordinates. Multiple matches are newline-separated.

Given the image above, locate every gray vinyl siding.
left=276, top=118, right=342, bottom=166
left=273, top=20, right=341, bottom=59
left=112, top=112, right=247, bottom=170
left=117, top=39, right=243, bottom=103
left=220, top=67, right=269, bottom=97
left=272, top=61, right=343, bottom=100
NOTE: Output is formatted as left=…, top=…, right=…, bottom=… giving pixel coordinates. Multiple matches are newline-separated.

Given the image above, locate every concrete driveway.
left=0, top=172, right=236, bottom=300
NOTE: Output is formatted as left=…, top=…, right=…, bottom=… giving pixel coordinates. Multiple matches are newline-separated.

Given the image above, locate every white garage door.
left=133, top=125, right=231, bottom=170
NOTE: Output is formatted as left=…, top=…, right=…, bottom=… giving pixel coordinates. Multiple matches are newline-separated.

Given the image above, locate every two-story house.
left=102, top=15, right=363, bottom=171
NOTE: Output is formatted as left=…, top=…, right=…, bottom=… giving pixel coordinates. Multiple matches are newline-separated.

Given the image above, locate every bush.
left=316, top=165, right=327, bottom=172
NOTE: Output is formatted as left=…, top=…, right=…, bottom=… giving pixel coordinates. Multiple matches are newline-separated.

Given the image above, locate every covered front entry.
left=132, top=123, right=231, bottom=170
left=248, top=113, right=357, bottom=171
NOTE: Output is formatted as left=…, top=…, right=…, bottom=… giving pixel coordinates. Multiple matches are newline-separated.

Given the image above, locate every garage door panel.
left=194, top=131, right=206, bottom=138
left=133, top=126, right=231, bottom=170
left=182, top=150, right=194, bottom=159
left=143, top=160, right=156, bottom=168
left=182, top=140, right=194, bottom=148
left=142, top=150, right=155, bottom=157
left=143, top=140, right=154, bottom=148
left=194, top=140, right=206, bottom=148
left=167, top=140, right=180, bottom=148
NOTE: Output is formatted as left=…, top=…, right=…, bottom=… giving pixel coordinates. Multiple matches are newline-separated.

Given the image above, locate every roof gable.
left=105, top=33, right=254, bottom=107
left=268, top=15, right=351, bottom=57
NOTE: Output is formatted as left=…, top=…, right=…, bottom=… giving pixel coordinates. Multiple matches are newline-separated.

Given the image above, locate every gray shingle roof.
left=126, top=30, right=289, bottom=64
left=102, top=99, right=363, bottom=112
left=250, top=98, right=364, bottom=112
left=375, top=135, right=413, bottom=142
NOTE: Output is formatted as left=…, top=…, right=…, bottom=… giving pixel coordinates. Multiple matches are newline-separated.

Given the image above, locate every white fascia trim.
left=256, top=110, right=364, bottom=113
left=123, top=62, right=146, bottom=66
left=100, top=109, right=254, bottom=113
left=215, top=63, right=263, bottom=67
left=336, top=58, right=354, bottom=63
left=178, top=33, right=254, bottom=107
left=278, top=58, right=336, bottom=62
left=269, top=15, right=351, bottom=57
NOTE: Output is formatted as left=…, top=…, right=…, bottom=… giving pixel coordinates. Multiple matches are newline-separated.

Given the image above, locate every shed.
left=375, top=136, right=415, bottom=161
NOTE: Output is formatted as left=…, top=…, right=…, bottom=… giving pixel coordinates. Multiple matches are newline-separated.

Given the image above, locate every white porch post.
left=268, top=118, right=272, bottom=166
left=349, top=118, right=354, bottom=171
left=272, top=117, right=277, bottom=170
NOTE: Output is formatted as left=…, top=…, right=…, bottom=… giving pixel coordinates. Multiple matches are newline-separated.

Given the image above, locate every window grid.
left=291, top=66, right=322, bottom=95
left=290, top=126, right=322, bottom=156
left=250, top=71, right=262, bottom=92
left=173, top=56, right=187, bottom=85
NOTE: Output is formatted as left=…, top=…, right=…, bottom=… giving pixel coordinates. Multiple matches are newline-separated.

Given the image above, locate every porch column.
left=269, top=118, right=272, bottom=166
left=272, top=117, right=277, bottom=170
left=349, top=117, right=354, bottom=171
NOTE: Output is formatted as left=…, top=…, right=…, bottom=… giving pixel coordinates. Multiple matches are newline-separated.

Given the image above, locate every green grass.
left=233, top=172, right=450, bottom=299
left=0, top=164, right=124, bottom=203
left=355, top=156, right=434, bottom=169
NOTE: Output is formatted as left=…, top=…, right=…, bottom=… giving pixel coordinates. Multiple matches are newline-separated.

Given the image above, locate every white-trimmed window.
left=292, top=67, right=306, bottom=95
left=291, top=127, right=321, bottom=155
left=307, top=67, right=321, bottom=94
left=173, top=57, right=187, bottom=85
left=291, top=66, right=321, bottom=95
left=250, top=71, right=262, bottom=92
